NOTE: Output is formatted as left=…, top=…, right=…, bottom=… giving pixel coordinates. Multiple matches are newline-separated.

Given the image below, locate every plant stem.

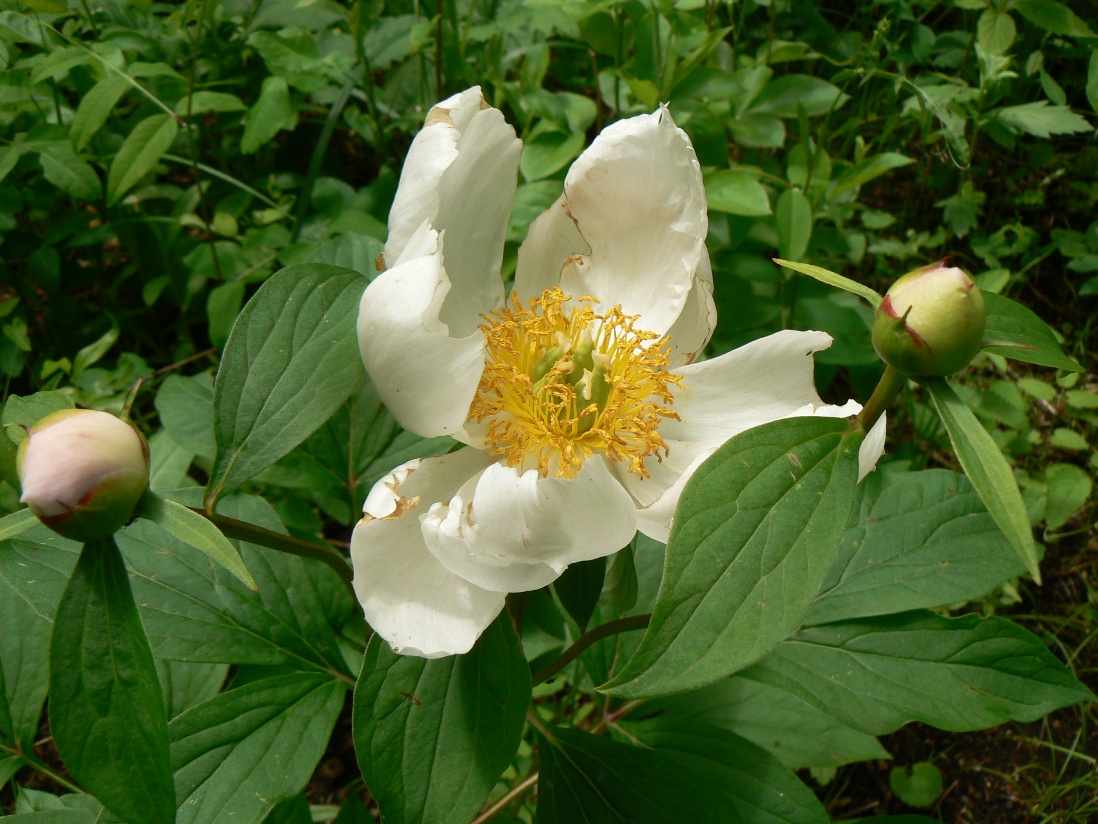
left=858, top=364, right=907, bottom=432
left=471, top=772, right=539, bottom=824
left=531, top=614, right=650, bottom=687
left=190, top=508, right=355, bottom=592
left=0, top=743, right=83, bottom=794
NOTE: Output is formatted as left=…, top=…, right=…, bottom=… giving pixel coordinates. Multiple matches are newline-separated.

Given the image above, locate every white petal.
left=633, top=443, right=715, bottom=543
left=514, top=194, right=589, bottom=302
left=665, top=329, right=833, bottom=444
left=558, top=106, right=706, bottom=337
left=423, top=456, right=638, bottom=593
left=351, top=449, right=503, bottom=658
left=802, top=400, right=888, bottom=481
left=664, top=249, right=716, bottom=366
left=357, top=230, right=485, bottom=438
left=385, top=87, right=522, bottom=337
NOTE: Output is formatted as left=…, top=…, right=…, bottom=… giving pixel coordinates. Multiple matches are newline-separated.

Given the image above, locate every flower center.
left=468, top=287, right=682, bottom=479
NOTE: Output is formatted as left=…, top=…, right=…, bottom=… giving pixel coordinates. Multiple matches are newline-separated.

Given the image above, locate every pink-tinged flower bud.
left=16, top=409, right=149, bottom=541
left=871, top=260, right=985, bottom=377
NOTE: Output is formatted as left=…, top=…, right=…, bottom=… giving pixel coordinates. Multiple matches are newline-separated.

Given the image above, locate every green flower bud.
left=16, top=409, right=149, bottom=542
left=871, top=260, right=986, bottom=377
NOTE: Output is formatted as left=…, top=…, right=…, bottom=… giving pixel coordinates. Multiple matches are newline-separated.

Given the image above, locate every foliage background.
left=0, top=0, right=1095, bottom=821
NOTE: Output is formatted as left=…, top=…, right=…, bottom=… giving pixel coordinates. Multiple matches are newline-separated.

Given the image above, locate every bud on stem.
left=16, top=409, right=150, bottom=542
left=871, top=260, right=985, bottom=377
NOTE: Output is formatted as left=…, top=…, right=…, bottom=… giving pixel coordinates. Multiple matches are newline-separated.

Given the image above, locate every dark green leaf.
left=49, top=539, right=175, bottom=824
left=605, top=418, right=863, bottom=698
left=776, top=188, right=812, bottom=261
left=0, top=573, right=51, bottom=751
left=353, top=613, right=530, bottom=824
left=261, top=794, right=311, bottom=824
left=0, top=508, right=37, bottom=542
left=743, top=611, right=1094, bottom=735
left=70, top=75, right=130, bottom=151
left=121, top=491, right=354, bottom=675
left=154, top=372, right=215, bottom=459
left=40, top=144, right=100, bottom=201
left=749, top=75, right=847, bottom=118
left=171, top=673, right=345, bottom=824
left=241, top=76, right=295, bottom=154
left=807, top=469, right=1029, bottom=625
left=1014, top=0, right=1095, bottom=37
left=207, top=264, right=366, bottom=506
left=923, top=379, right=1042, bottom=582
left=646, top=676, right=888, bottom=770
left=536, top=719, right=828, bottom=824
left=0, top=527, right=80, bottom=621
left=156, top=659, right=228, bottom=719
left=107, top=114, right=179, bottom=205
left=554, top=557, right=606, bottom=631
left=981, top=292, right=1082, bottom=371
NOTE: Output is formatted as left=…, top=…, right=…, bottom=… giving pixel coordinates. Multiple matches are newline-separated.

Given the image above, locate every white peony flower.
left=352, top=87, right=886, bottom=657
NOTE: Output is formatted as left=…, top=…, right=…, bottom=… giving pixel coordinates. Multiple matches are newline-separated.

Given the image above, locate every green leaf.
left=40, top=144, right=100, bottom=201
left=978, top=9, right=1016, bottom=55
left=353, top=613, right=530, bottom=824
left=206, top=264, right=366, bottom=507
left=154, top=372, right=215, bottom=460
left=991, top=101, right=1092, bottom=138
left=831, top=152, right=914, bottom=198
left=520, top=129, right=585, bottom=182
left=120, top=491, right=354, bottom=675
left=1049, top=427, right=1088, bottom=451
left=156, top=659, right=229, bottom=720
left=107, top=114, right=179, bottom=205
left=134, top=493, right=256, bottom=589
left=0, top=573, right=51, bottom=751
left=49, top=539, right=175, bottom=824
left=171, top=673, right=345, bottom=824
left=647, top=676, right=888, bottom=770
left=241, top=76, right=295, bottom=154
left=773, top=258, right=882, bottom=308
left=742, top=611, right=1094, bottom=735
left=70, top=75, right=129, bottom=151
left=0, top=508, right=37, bottom=542
left=1014, top=0, right=1095, bottom=37
left=536, top=719, right=828, bottom=824
left=0, top=526, right=80, bottom=621
left=71, top=320, right=118, bottom=379
left=749, top=75, right=847, bottom=118
left=923, top=379, right=1042, bottom=582
left=1044, top=464, right=1092, bottom=530
left=207, top=281, right=245, bottom=351
left=982, top=292, right=1083, bottom=371
left=806, top=469, right=1029, bottom=625
left=258, top=376, right=451, bottom=524
left=176, top=91, right=247, bottom=115
left=776, top=188, right=812, bottom=261
left=553, top=557, right=606, bottom=631
left=604, top=417, right=863, bottom=699
left=704, top=170, right=772, bottom=216
left=890, top=762, right=943, bottom=808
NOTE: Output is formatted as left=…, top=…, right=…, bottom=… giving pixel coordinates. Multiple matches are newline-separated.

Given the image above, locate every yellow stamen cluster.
left=469, top=287, right=682, bottom=479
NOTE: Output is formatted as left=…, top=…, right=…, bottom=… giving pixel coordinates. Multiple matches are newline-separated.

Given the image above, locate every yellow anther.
left=469, top=288, right=682, bottom=479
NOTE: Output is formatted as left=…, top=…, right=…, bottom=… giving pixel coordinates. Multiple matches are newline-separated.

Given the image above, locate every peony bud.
left=16, top=409, right=149, bottom=541
left=871, top=260, right=986, bottom=377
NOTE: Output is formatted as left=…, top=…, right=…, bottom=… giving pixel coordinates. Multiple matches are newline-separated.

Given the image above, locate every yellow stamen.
left=469, top=287, right=682, bottom=479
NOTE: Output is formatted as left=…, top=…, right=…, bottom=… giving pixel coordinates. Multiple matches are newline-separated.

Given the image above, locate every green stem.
left=190, top=508, right=355, bottom=592
left=858, top=364, right=907, bottom=432
left=0, top=743, right=83, bottom=794
left=531, top=614, right=650, bottom=687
